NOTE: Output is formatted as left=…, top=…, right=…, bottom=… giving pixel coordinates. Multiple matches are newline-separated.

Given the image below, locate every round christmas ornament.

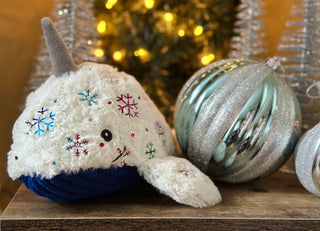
left=294, top=122, right=320, bottom=197
left=7, top=18, right=221, bottom=208
left=174, top=58, right=302, bottom=183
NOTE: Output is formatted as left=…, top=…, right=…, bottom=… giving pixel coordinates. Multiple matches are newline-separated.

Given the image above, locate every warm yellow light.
left=113, top=51, right=123, bottom=61
left=134, top=48, right=148, bottom=57
left=164, top=12, right=174, bottom=22
left=134, top=48, right=150, bottom=62
left=178, top=29, right=185, bottom=37
left=194, top=25, right=203, bottom=36
left=145, top=0, right=155, bottom=9
left=105, top=0, right=117, bottom=9
left=97, top=20, right=107, bottom=34
left=201, top=53, right=215, bottom=65
left=94, top=48, right=104, bottom=58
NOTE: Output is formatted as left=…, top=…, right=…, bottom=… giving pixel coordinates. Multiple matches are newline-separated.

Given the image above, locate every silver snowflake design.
left=117, top=93, right=139, bottom=118
left=155, top=121, right=166, bottom=146
left=66, top=134, right=89, bottom=157
left=78, top=89, right=98, bottom=106
left=145, top=143, right=156, bottom=159
left=26, top=107, right=56, bottom=136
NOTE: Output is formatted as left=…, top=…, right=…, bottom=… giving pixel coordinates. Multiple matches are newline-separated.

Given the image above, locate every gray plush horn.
left=41, top=17, right=78, bottom=77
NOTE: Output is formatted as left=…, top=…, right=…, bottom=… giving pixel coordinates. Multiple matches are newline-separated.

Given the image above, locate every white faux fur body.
left=8, top=62, right=174, bottom=179
left=8, top=61, right=221, bottom=208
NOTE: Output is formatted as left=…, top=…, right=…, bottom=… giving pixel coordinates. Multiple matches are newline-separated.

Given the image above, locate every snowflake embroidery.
left=26, top=107, right=56, bottom=136
left=178, top=168, right=195, bottom=177
left=117, top=93, right=139, bottom=118
left=155, top=121, right=164, bottom=135
left=145, top=143, right=156, bottom=159
left=78, top=90, right=98, bottom=106
left=66, top=134, right=89, bottom=157
left=112, top=146, right=131, bottom=166
left=155, top=121, right=166, bottom=146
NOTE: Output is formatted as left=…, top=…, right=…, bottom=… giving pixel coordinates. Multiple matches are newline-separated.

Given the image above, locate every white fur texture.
left=8, top=61, right=221, bottom=208
left=138, top=156, right=222, bottom=208
left=8, top=62, right=174, bottom=179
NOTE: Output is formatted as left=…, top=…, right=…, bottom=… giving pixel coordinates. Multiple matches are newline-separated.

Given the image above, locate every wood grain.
left=1, top=172, right=320, bottom=230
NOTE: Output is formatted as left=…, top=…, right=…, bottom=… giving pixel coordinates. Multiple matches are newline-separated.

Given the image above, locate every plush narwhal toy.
left=7, top=18, right=221, bottom=208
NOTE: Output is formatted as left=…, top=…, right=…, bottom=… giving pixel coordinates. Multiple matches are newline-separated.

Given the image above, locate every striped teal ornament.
left=174, top=58, right=301, bottom=183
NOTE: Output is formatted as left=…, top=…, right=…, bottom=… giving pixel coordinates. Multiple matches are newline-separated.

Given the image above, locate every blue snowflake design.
left=78, top=90, right=98, bottom=106
left=26, top=107, right=56, bottom=136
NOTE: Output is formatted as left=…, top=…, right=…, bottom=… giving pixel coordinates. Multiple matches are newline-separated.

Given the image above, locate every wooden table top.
left=1, top=171, right=320, bottom=230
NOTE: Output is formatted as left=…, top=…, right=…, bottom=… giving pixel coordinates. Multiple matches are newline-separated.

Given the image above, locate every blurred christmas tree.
left=94, top=0, right=238, bottom=124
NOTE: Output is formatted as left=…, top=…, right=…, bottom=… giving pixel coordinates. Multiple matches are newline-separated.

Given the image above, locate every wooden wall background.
left=0, top=0, right=296, bottom=214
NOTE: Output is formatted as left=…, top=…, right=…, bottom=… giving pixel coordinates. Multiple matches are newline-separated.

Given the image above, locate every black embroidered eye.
left=101, top=129, right=112, bottom=142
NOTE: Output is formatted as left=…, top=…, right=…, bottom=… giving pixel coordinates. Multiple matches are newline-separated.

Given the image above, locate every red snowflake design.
left=66, top=134, right=89, bottom=157
left=117, top=93, right=139, bottom=118
left=178, top=168, right=195, bottom=177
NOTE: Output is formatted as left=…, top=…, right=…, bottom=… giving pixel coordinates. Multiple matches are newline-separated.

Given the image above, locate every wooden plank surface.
left=1, top=171, right=320, bottom=230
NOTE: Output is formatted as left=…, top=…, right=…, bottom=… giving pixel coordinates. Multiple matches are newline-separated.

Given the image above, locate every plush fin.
left=138, top=156, right=221, bottom=208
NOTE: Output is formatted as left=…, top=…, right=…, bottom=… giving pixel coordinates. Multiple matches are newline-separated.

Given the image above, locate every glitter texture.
left=229, top=0, right=266, bottom=59
left=175, top=58, right=301, bottom=183
left=277, top=0, right=320, bottom=132
left=294, top=122, right=320, bottom=196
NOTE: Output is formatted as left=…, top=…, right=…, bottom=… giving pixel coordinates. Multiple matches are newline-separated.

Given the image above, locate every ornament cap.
left=265, top=58, right=280, bottom=71
left=41, top=17, right=78, bottom=77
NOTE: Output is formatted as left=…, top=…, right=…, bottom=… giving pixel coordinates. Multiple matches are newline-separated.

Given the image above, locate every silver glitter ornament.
left=174, top=58, right=301, bottom=183
left=294, top=122, right=320, bottom=196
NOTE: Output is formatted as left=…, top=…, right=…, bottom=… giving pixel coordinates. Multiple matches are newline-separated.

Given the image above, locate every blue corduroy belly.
left=20, top=166, right=142, bottom=202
